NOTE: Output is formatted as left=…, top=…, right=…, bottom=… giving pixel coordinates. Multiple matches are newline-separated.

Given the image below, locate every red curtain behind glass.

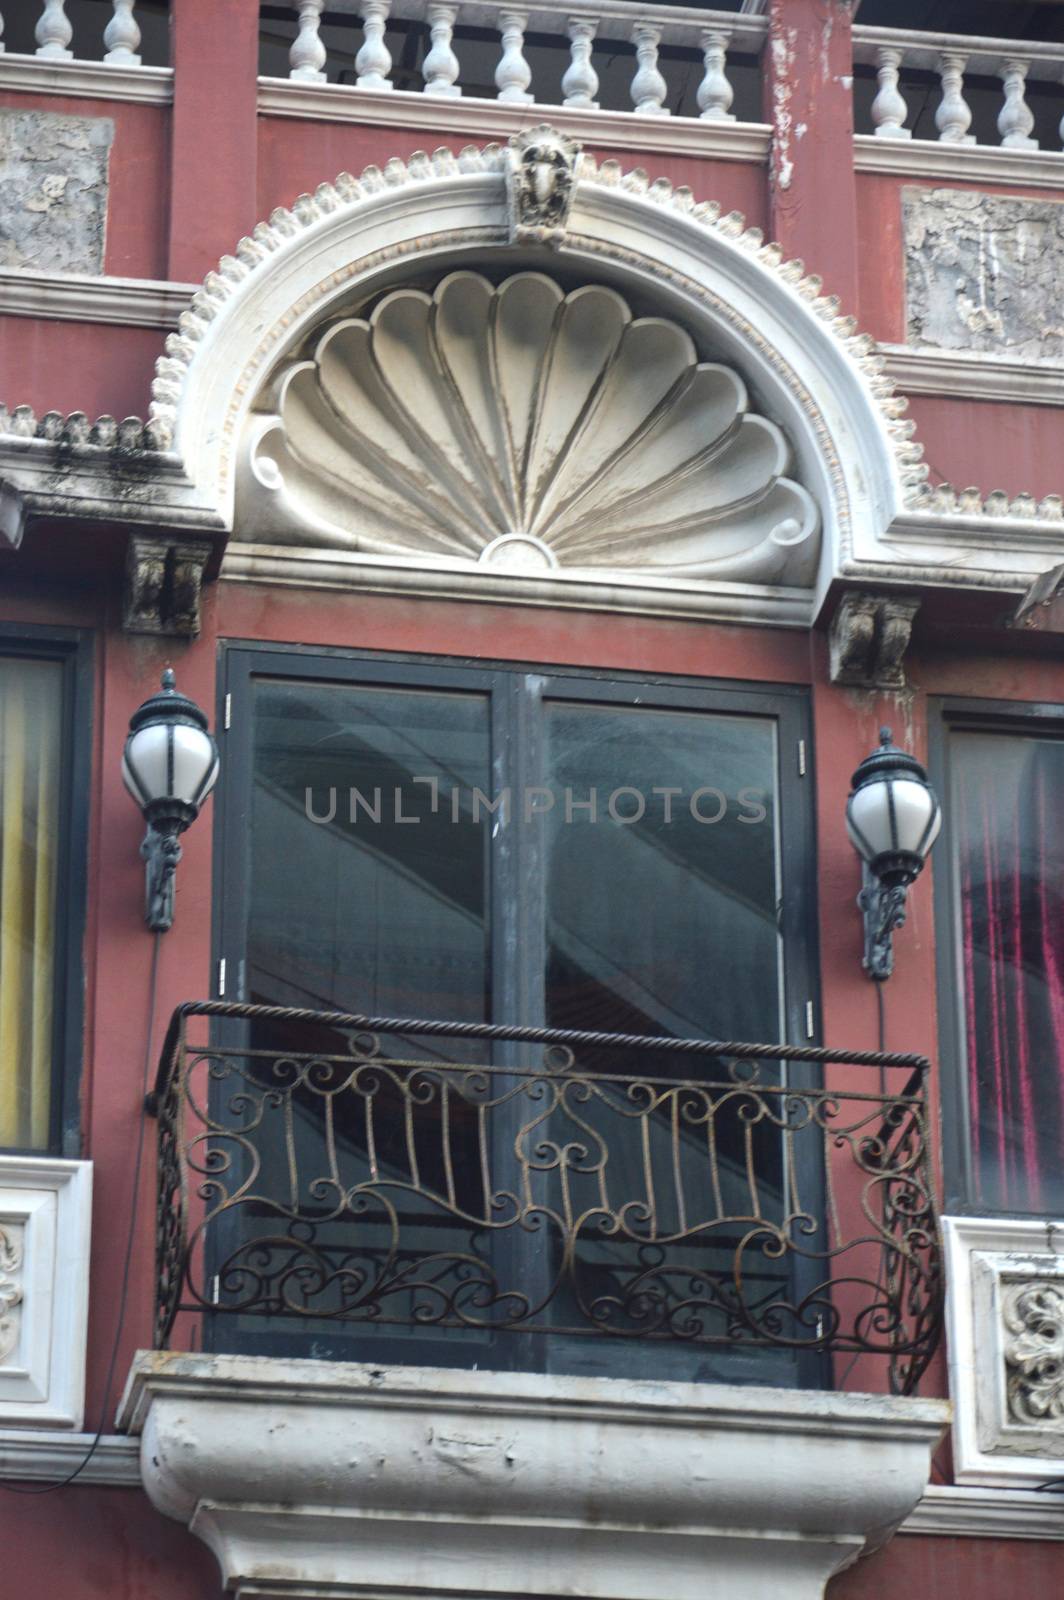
left=956, top=735, right=1064, bottom=1213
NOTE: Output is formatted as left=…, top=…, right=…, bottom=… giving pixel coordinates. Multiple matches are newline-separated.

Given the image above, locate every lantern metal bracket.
left=142, top=824, right=183, bottom=934
left=857, top=865, right=909, bottom=983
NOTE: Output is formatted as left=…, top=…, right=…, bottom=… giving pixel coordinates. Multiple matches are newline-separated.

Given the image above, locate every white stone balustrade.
left=854, top=25, right=1064, bottom=151
left=7, top=1, right=148, bottom=64
left=355, top=0, right=394, bottom=90
left=5, top=0, right=763, bottom=128
left=103, top=0, right=140, bottom=64
left=268, top=0, right=764, bottom=121
left=290, top=0, right=327, bottom=81
left=423, top=4, right=461, bottom=97
left=561, top=17, right=599, bottom=110
left=35, top=0, right=73, bottom=59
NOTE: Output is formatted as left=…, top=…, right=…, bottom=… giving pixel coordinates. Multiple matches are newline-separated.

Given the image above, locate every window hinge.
left=218, top=958, right=226, bottom=997
left=224, top=693, right=232, bottom=731
left=797, top=739, right=807, bottom=777
left=805, top=1000, right=815, bottom=1040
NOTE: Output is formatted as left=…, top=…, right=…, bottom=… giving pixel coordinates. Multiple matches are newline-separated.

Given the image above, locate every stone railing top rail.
left=853, top=24, right=1064, bottom=76
left=315, top=0, right=769, bottom=48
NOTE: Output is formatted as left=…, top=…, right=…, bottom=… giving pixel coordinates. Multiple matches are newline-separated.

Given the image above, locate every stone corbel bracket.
left=829, top=591, right=921, bottom=689
left=0, top=479, right=26, bottom=549
left=124, top=535, right=211, bottom=637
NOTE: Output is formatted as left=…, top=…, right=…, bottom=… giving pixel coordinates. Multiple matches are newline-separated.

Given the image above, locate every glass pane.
left=544, top=701, right=782, bottom=1043
left=951, top=730, right=1064, bottom=1213
left=212, top=680, right=493, bottom=1353
left=249, top=679, right=491, bottom=1020
left=540, top=702, right=788, bottom=1371
left=0, top=656, right=62, bottom=1150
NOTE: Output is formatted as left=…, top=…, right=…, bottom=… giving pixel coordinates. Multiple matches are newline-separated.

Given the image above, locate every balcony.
left=147, top=1000, right=942, bottom=1393
left=120, top=1001, right=949, bottom=1600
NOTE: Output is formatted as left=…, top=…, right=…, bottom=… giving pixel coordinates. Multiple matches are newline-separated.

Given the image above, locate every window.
left=0, top=628, right=90, bottom=1155
left=935, top=702, right=1064, bottom=1215
left=212, top=647, right=817, bottom=1378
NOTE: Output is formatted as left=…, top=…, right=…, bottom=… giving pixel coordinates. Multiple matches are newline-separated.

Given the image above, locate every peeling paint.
left=904, top=186, right=1064, bottom=359
left=770, top=30, right=799, bottom=192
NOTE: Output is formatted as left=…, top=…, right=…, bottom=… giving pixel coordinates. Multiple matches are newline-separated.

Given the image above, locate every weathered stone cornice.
left=119, top=1352, right=948, bottom=1600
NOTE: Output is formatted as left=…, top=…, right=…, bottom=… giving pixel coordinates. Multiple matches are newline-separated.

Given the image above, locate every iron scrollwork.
left=151, top=1003, right=943, bottom=1395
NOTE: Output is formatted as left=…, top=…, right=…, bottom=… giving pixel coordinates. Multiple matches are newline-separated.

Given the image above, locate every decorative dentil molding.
left=243, top=268, right=820, bottom=589
left=0, top=1225, right=24, bottom=1363
left=1002, top=1281, right=1064, bottom=1428
left=828, top=592, right=920, bottom=689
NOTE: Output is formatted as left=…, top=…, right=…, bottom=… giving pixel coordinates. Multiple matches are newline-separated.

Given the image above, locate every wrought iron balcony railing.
left=149, top=1002, right=943, bottom=1394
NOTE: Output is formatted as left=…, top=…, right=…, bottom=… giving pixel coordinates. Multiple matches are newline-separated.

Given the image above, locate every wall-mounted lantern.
left=122, top=669, right=219, bottom=933
left=846, top=727, right=941, bottom=981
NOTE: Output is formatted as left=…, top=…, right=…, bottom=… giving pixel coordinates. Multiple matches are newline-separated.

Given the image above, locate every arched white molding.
left=144, top=133, right=923, bottom=621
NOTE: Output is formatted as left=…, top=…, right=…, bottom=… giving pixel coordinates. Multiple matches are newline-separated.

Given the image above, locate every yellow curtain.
left=0, top=658, right=61, bottom=1149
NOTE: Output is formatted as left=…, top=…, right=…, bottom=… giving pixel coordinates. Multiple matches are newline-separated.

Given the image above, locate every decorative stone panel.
left=903, top=187, right=1064, bottom=361
left=0, top=1157, right=93, bottom=1429
left=0, top=110, right=113, bottom=274
left=943, top=1216, right=1064, bottom=1485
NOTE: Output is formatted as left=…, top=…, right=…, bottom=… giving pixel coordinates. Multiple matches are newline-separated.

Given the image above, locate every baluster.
left=104, top=0, right=141, bottom=65
left=423, top=4, right=461, bottom=97
left=562, top=17, right=598, bottom=110
left=0, top=9, right=5, bottom=52
left=36, top=0, right=73, bottom=59
left=935, top=52, right=974, bottom=143
left=496, top=11, right=532, bottom=105
left=290, top=0, right=327, bottom=82
left=356, top=0, right=393, bottom=90
left=697, top=29, right=734, bottom=122
left=998, top=59, right=1037, bottom=149
left=630, top=23, right=669, bottom=118
left=871, top=45, right=910, bottom=138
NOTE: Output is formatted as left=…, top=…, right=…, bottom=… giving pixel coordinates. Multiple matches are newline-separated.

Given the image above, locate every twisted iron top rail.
left=152, top=1000, right=930, bottom=1108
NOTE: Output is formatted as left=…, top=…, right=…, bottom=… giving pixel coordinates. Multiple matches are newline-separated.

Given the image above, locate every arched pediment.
left=147, top=128, right=927, bottom=622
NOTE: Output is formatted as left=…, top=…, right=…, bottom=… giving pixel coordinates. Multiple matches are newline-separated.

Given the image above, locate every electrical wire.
left=0, top=929, right=162, bottom=1494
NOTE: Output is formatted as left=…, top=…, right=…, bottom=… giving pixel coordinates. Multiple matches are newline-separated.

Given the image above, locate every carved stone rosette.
left=1002, top=1280, right=1064, bottom=1427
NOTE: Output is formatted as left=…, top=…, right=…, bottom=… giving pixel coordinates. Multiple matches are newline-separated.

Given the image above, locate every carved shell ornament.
left=240, top=271, right=820, bottom=587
